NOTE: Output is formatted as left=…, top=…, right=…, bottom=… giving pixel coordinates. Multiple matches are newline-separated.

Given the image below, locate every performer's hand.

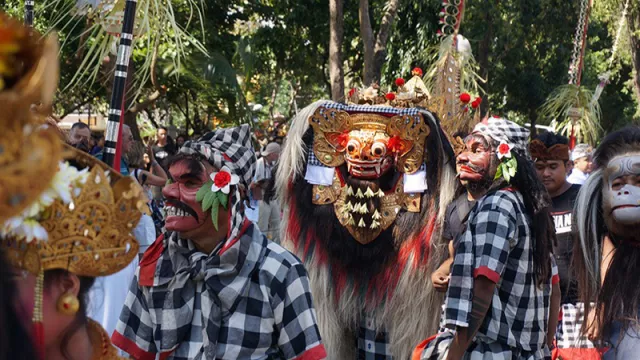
left=432, top=271, right=450, bottom=292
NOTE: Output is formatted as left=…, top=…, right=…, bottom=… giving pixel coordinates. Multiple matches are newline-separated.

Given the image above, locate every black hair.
left=70, top=122, right=90, bottom=131
left=44, top=269, right=95, bottom=360
left=0, top=250, right=37, bottom=360
left=534, top=131, right=569, bottom=147
left=484, top=138, right=555, bottom=287
left=159, top=126, right=169, bottom=132
left=508, top=151, right=555, bottom=287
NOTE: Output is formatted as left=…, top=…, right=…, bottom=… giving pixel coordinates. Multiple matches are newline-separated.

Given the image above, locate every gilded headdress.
left=0, top=13, right=61, bottom=224
left=1, top=145, right=148, bottom=277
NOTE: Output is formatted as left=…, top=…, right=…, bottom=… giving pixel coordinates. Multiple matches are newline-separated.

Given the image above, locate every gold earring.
left=56, top=293, right=79, bottom=316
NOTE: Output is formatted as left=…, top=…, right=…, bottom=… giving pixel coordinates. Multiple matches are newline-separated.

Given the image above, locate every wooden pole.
left=103, top=0, right=137, bottom=170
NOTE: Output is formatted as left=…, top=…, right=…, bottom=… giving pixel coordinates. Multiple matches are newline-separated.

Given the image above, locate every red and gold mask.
left=308, top=106, right=430, bottom=179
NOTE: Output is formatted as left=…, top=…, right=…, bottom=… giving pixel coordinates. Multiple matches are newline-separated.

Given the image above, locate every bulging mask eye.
left=347, top=139, right=360, bottom=154
left=371, top=142, right=387, bottom=157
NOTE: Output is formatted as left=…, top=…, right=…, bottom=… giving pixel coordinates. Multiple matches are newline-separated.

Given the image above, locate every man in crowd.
left=114, top=124, right=326, bottom=360
left=530, top=132, right=597, bottom=354
left=68, top=121, right=92, bottom=152
left=152, top=126, right=176, bottom=171
left=567, top=143, right=593, bottom=185
left=95, top=124, right=133, bottom=175
left=252, top=142, right=281, bottom=241
left=415, top=118, right=560, bottom=359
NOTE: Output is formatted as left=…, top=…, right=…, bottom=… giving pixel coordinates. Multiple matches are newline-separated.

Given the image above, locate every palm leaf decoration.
left=538, top=84, right=601, bottom=145
left=423, top=35, right=484, bottom=98
left=41, top=0, right=207, bottom=99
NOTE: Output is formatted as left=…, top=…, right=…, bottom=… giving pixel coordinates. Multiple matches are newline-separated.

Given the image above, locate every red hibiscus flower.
left=210, top=167, right=240, bottom=194
left=497, top=142, right=512, bottom=159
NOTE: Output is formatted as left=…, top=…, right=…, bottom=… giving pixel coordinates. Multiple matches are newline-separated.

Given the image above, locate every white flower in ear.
left=496, top=142, right=513, bottom=160
left=210, top=166, right=240, bottom=194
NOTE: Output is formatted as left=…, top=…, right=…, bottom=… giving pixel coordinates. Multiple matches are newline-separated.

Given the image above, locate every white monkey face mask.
left=604, top=154, right=640, bottom=226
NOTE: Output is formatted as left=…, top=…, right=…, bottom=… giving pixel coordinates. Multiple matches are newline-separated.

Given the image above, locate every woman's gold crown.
left=1, top=146, right=149, bottom=277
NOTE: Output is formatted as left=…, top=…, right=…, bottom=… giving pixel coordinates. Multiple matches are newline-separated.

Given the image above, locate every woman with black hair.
left=414, top=118, right=560, bottom=359
left=573, top=126, right=640, bottom=359
left=1, top=146, right=147, bottom=360
left=0, top=250, right=37, bottom=360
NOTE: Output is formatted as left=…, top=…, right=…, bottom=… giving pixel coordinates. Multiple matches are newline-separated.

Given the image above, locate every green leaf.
left=202, top=191, right=216, bottom=212
left=508, top=164, right=517, bottom=177
left=211, top=197, right=220, bottom=231
left=218, top=192, right=229, bottom=210
left=494, top=163, right=503, bottom=181
left=197, top=181, right=213, bottom=203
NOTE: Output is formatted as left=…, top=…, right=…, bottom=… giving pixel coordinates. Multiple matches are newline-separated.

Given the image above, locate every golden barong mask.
left=309, top=106, right=430, bottom=179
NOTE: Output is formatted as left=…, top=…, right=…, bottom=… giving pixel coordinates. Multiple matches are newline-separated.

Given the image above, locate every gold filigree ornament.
left=313, top=175, right=421, bottom=245
left=309, top=106, right=430, bottom=177
left=0, top=13, right=61, bottom=224
left=1, top=145, right=149, bottom=277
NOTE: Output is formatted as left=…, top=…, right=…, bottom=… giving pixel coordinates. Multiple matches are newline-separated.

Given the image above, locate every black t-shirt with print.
left=152, top=143, right=176, bottom=171
left=551, top=183, right=581, bottom=304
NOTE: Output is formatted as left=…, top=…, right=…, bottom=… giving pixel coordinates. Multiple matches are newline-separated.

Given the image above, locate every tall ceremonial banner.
left=25, top=0, right=34, bottom=26
left=103, top=0, right=137, bottom=170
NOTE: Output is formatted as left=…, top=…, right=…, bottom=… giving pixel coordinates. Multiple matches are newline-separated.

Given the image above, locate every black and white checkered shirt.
left=443, top=189, right=555, bottom=355
left=112, top=221, right=326, bottom=360
left=357, top=316, right=391, bottom=359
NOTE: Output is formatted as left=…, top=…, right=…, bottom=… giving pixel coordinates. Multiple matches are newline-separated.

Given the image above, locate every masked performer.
left=113, top=125, right=326, bottom=360
left=572, top=126, right=640, bottom=360
left=276, top=88, right=458, bottom=358
left=413, top=118, right=559, bottom=360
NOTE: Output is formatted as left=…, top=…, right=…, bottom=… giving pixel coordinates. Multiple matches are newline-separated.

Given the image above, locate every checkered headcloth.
left=180, top=124, right=256, bottom=188
left=473, top=117, right=531, bottom=158
left=179, top=124, right=256, bottom=241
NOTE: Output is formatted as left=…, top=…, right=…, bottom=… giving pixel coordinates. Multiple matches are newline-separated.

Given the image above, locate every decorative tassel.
left=358, top=218, right=366, bottom=228
left=346, top=201, right=354, bottom=212
left=358, top=203, right=369, bottom=214
left=364, top=187, right=375, bottom=198
left=32, top=271, right=44, bottom=360
left=355, top=188, right=364, bottom=198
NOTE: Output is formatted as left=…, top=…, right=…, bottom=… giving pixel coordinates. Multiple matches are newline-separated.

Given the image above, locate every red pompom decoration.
left=459, top=93, right=471, bottom=103
left=471, top=100, right=480, bottom=109
left=348, top=88, right=356, bottom=97
left=385, top=92, right=396, bottom=101
left=395, top=78, right=405, bottom=87
left=411, top=67, right=423, bottom=77
left=475, top=96, right=482, bottom=104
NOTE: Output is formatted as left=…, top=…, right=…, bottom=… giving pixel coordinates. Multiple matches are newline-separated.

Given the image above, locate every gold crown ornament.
left=0, top=12, right=62, bottom=224
left=1, top=145, right=149, bottom=277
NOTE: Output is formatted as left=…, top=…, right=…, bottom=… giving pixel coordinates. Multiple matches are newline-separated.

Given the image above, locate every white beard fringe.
left=277, top=102, right=456, bottom=359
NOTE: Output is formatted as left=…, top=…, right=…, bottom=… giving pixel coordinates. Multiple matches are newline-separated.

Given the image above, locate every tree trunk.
left=329, top=0, right=345, bottom=102
left=629, top=8, right=640, bottom=106
left=359, top=0, right=375, bottom=86
left=371, top=0, right=400, bottom=84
